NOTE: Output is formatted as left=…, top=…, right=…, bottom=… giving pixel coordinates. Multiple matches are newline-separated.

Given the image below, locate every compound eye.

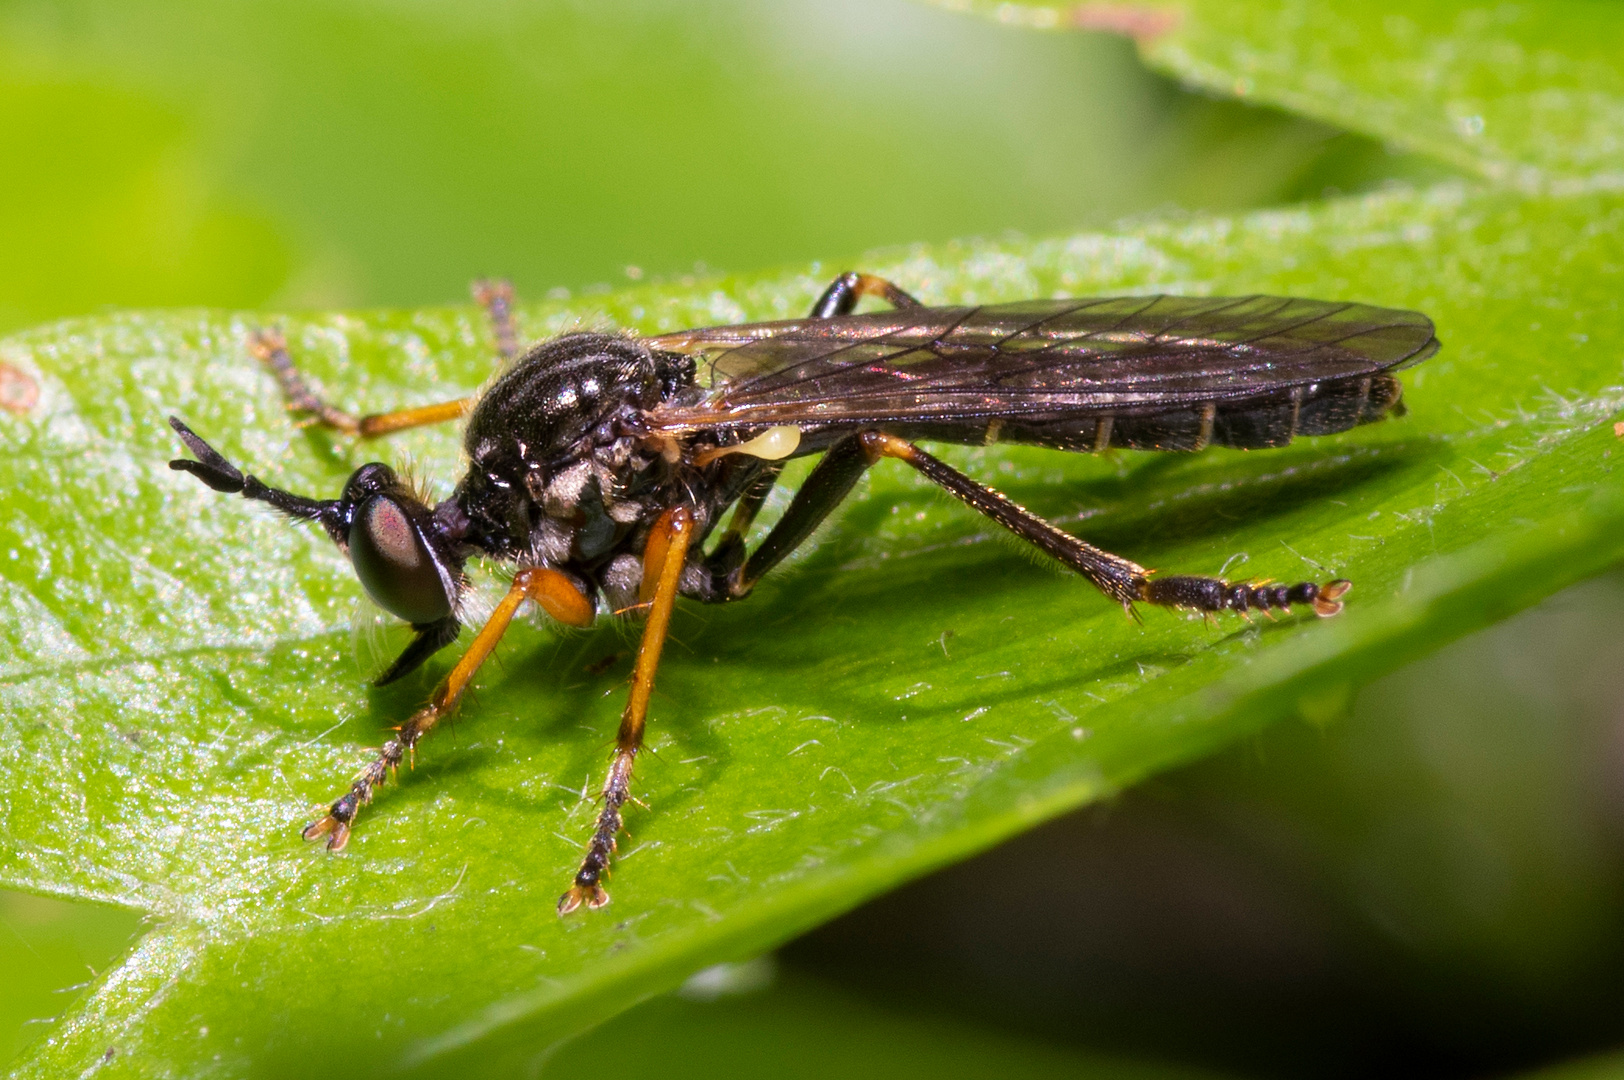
left=349, top=495, right=453, bottom=624
left=342, top=462, right=397, bottom=502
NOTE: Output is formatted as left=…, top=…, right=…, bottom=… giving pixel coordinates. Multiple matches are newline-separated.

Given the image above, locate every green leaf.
left=2, top=174, right=1622, bottom=1075
left=11, top=0, right=1624, bottom=1070
left=942, top=0, right=1624, bottom=185
left=1513, top=1050, right=1624, bottom=1080
left=541, top=961, right=1233, bottom=1080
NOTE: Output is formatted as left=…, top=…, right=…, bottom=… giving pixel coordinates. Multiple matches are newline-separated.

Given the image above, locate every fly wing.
left=646, top=295, right=1438, bottom=433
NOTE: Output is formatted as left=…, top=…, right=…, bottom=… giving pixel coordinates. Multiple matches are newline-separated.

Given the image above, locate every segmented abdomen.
left=955, top=374, right=1403, bottom=453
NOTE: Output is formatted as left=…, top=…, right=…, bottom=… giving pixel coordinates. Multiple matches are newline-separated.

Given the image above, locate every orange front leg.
left=558, top=506, right=695, bottom=915
left=303, top=567, right=593, bottom=850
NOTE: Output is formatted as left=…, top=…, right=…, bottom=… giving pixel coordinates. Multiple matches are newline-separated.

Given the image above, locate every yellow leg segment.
left=302, top=567, right=593, bottom=850
left=559, top=506, right=694, bottom=914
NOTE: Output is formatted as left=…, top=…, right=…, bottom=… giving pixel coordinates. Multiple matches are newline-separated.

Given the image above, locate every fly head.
left=168, top=417, right=468, bottom=634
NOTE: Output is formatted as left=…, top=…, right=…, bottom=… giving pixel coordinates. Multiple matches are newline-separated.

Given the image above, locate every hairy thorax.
left=440, top=332, right=700, bottom=606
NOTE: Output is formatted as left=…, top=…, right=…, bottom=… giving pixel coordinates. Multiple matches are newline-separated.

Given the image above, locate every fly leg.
left=701, top=461, right=785, bottom=588
left=695, top=275, right=918, bottom=589
left=693, top=276, right=918, bottom=589
left=857, top=431, right=1351, bottom=619
left=248, top=328, right=473, bottom=437
left=809, top=271, right=922, bottom=317
left=696, top=436, right=873, bottom=600
left=302, top=567, right=594, bottom=850
left=560, top=506, right=695, bottom=914
left=704, top=430, right=1346, bottom=616
left=470, top=278, right=522, bottom=361
left=249, top=278, right=520, bottom=437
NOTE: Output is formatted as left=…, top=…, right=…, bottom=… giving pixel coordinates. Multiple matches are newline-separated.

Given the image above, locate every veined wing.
left=646, top=295, right=1438, bottom=433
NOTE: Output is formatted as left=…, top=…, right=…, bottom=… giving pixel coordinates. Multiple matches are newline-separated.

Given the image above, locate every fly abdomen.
left=965, top=374, right=1405, bottom=455
left=1096, top=374, right=1403, bottom=451
left=1211, top=374, right=1403, bottom=448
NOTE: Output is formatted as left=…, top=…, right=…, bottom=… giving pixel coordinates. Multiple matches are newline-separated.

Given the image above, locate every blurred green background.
left=4, top=1, right=1619, bottom=1077
left=0, top=0, right=1435, bottom=333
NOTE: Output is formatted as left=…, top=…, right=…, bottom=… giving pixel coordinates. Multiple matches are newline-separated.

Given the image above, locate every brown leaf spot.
left=1613, top=420, right=1624, bottom=438
left=0, top=360, right=38, bottom=414
left=1070, top=3, right=1180, bottom=41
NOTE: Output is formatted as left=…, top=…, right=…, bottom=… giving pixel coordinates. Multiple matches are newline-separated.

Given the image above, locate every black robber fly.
left=167, top=273, right=1439, bottom=914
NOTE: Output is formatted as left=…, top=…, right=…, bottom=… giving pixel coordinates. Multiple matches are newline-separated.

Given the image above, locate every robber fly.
left=167, top=272, right=1438, bottom=914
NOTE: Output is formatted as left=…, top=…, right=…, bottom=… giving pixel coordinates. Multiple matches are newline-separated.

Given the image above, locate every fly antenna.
left=167, top=416, right=247, bottom=493
left=168, top=416, right=341, bottom=530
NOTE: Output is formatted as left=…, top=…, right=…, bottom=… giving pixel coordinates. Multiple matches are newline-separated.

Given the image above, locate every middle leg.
left=809, top=271, right=923, bottom=317
left=695, top=272, right=923, bottom=592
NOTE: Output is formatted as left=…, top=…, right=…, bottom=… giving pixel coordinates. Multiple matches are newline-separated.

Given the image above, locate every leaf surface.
left=7, top=0, right=1624, bottom=1073
left=2, top=177, right=1622, bottom=1076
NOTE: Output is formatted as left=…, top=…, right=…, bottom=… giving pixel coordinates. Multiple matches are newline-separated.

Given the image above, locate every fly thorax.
left=464, top=333, right=662, bottom=463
